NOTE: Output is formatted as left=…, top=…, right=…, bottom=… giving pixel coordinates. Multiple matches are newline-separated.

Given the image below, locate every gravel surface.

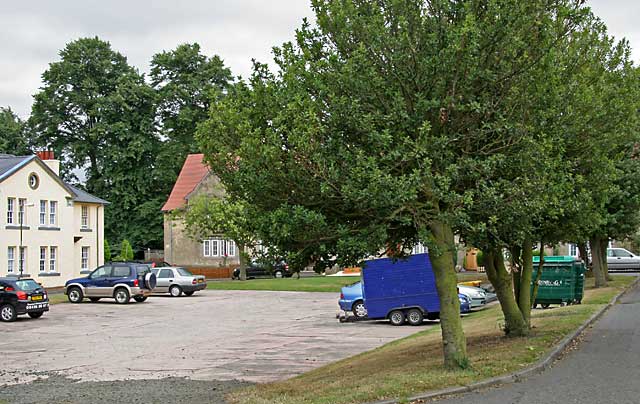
left=0, top=374, right=250, bottom=404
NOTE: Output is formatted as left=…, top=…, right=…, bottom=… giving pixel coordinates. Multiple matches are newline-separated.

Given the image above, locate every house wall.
left=163, top=174, right=239, bottom=276
left=0, top=159, right=104, bottom=287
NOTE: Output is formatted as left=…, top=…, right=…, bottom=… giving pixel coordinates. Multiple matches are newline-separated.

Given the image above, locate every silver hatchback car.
left=151, top=267, right=207, bottom=297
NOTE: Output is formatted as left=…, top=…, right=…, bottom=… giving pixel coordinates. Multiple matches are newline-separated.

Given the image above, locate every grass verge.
left=207, top=272, right=488, bottom=293
left=47, top=293, right=68, bottom=305
left=227, top=275, right=635, bottom=404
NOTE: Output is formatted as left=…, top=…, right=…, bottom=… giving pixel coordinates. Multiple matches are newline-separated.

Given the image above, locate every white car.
left=607, top=248, right=640, bottom=271
left=457, top=285, right=488, bottom=308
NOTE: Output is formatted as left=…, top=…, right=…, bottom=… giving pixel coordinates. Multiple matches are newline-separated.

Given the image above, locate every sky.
left=0, top=0, right=638, bottom=119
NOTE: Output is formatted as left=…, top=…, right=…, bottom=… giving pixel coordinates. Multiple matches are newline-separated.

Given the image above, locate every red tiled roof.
left=161, top=154, right=210, bottom=211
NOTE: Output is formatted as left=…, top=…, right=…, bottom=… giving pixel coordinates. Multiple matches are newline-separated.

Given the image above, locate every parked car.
left=457, top=285, right=489, bottom=308
left=65, top=262, right=157, bottom=304
left=0, top=278, right=49, bottom=322
left=339, top=280, right=471, bottom=319
left=151, top=267, right=207, bottom=297
left=607, top=247, right=640, bottom=270
left=232, top=260, right=291, bottom=279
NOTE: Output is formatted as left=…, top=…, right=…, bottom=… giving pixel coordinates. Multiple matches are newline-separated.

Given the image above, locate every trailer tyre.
left=407, top=308, right=424, bottom=326
left=389, top=310, right=405, bottom=326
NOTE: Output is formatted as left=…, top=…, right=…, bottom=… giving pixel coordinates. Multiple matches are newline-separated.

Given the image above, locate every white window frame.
left=18, top=198, right=26, bottom=225
left=7, top=198, right=15, bottom=224
left=81, top=206, right=89, bottom=229
left=40, top=200, right=47, bottom=225
left=412, top=243, right=428, bottom=255
left=203, top=240, right=211, bottom=257
left=40, top=246, right=47, bottom=272
left=49, top=246, right=57, bottom=272
left=226, top=241, right=236, bottom=257
left=81, top=246, right=89, bottom=270
left=7, top=247, right=15, bottom=273
left=19, top=246, right=26, bottom=273
left=569, top=243, right=578, bottom=257
left=212, top=239, right=219, bottom=256
left=49, top=201, right=57, bottom=226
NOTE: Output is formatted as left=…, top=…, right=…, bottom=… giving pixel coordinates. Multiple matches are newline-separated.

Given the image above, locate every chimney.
left=37, top=150, right=60, bottom=176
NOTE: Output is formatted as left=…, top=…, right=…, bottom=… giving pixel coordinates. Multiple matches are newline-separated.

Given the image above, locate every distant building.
left=0, top=152, right=108, bottom=287
left=161, top=154, right=239, bottom=278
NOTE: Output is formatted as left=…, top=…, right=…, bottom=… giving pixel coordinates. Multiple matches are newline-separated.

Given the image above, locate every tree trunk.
left=600, top=239, right=612, bottom=281
left=590, top=237, right=607, bottom=288
left=530, top=241, right=545, bottom=305
left=429, top=220, right=469, bottom=369
left=238, top=244, right=247, bottom=281
left=485, top=247, right=529, bottom=337
left=510, top=245, right=522, bottom=304
left=578, top=242, right=589, bottom=269
left=518, top=238, right=533, bottom=326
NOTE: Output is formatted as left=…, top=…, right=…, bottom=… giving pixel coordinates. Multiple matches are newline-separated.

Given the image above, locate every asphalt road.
left=435, top=282, right=640, bottom=404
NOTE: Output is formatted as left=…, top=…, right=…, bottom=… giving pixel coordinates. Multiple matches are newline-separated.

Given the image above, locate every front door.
left=85, top=265, right=113, bottom=297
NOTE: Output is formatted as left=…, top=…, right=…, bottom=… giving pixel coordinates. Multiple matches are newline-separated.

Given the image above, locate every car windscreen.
left=177, top=268, right=194, bottom=277
left=15, top=279, right=41, bottom=291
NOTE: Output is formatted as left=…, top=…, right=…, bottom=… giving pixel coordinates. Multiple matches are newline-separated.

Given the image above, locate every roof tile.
left=161, top=154, right=210, bottom=211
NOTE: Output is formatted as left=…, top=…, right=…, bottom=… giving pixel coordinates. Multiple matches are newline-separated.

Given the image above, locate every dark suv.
left=232, top=260, right=292, bottom=279
left=0, top=278, right=49, bottom=322
left=64, top=262, right=157, bottom=304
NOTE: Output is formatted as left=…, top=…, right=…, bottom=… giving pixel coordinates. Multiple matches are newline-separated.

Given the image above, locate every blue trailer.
left=360, top=253, right=440, bottom=326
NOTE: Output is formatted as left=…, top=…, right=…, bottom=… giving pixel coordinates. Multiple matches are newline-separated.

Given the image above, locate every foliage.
left=104, top=240, right=111, bottom=262
left=150, top=43, right=233, bottom=196
left=0, top=107, right=31, bottom=155
left=114, top=239, right=134, bottom=261
left=29, top=37, right=164, bottom=249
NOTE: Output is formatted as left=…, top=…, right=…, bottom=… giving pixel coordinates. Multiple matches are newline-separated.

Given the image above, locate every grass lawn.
left=227, top=275, right=636, bottom=404
left=207, top=272, right=489, bottom=293
left=47, top=293, right=68, bottom=305
left=207, top=276, right=362, bottom=293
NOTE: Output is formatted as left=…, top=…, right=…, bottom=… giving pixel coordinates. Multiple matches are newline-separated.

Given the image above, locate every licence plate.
left=31, top=295, right=43, bottom=301
left=198, top=279, right=203, bottom=283
left=27, top=303, right=48, bottom=310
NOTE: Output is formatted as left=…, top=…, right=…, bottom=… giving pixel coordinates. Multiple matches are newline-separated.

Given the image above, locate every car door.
left=155, top=268, right=174, bottom=293
left=615, top=249, right=635, bottom=270
left=109, top=265, right=131, bottom=292
left=85, top=265, right=113, bottom=297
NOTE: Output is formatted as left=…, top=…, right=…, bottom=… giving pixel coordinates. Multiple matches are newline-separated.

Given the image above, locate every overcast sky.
left=0, top=0, right=637, bottom=118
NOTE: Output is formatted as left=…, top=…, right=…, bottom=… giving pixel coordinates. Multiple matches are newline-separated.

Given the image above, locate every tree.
left=104, top=240, right=112, bottom=262
left=150, top=43, right=233, bottom=191
left=29, top=37, right=164, bottom=249
left=197, top=0, right=592, bottom=368
left=0, top=107, right=31, bottom=155
left=182, top=195, right=257, bottom=281
left=115, top=239, right=134, bottom=261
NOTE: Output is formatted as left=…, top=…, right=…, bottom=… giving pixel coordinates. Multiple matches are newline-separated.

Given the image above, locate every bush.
left=104, top=240, right=112, bottom=262
left=476, top=250, right=484, bottom=267
left=113, top=239, right=134, bottom=261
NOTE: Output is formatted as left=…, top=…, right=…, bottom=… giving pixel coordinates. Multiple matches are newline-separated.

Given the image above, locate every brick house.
left=161, top=154, right=239, bottom=278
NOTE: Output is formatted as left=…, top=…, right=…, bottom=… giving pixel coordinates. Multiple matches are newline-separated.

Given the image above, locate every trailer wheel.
left=541, top=303, right=550, bottom=309
left=407, top=308, right=424, bottom=326
left=389, top=310, right=405, bottom=326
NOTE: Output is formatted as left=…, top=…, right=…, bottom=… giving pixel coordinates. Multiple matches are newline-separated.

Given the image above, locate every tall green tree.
left=198, top=0, right=591, bottom=368
left=0, top=107, right=31, bottom=155
left=29, top=37, right=164, bottom=249
left=150, top=43, right=233, bottom=188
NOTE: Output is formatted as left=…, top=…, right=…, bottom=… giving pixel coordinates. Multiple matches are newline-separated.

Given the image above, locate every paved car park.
left=0, top=290, right=422, bottom=386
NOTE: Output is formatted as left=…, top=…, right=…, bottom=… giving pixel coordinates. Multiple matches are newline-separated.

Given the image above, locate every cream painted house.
left=0, top=153, right=108, bottom=287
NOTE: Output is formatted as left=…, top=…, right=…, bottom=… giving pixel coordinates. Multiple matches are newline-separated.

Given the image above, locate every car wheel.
left=133, top=296, right=148, bottom=302
left=352, top=300, right=368, bottom=319
left=389, top=310, right=405, bottom=326
left=169, top=285, right=182, bottom=297
left=184, top=291, right=195, bottom=297
left=89, top=297, right=101, bottom=303
left=28, top=311, right=44, bottom=319
left=0, top=304, right=17, bottom=322
left=407, top=308, right=424, bottom=326
left=114, top=288, right=130, bottom=304
left=67, top=287, right=83, bottom=303
left=541, top=303, right=550, bottom=309
left=274, top=270, right=284, bottom=279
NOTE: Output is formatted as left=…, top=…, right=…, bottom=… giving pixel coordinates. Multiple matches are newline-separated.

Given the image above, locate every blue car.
left=339, top=281, right=471, bottom=319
